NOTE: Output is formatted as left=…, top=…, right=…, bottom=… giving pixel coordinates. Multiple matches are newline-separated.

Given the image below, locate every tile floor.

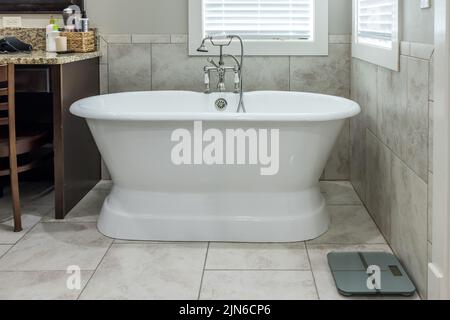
left=0, top=181, right=419, bottom=300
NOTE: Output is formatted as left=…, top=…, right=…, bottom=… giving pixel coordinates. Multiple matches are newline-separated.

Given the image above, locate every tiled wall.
left=99, top=33, right=353, bottom=181
left=350, top=42, right=434, bottom=298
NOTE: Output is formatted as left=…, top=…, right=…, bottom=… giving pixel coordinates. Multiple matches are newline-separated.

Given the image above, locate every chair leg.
left=10, top=166, right=22, bottom=232
left=7, top=64, right=21, bottom=233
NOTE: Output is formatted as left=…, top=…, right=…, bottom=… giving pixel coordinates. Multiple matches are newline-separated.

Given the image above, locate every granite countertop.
left=0, top=51, right=101, bottom=65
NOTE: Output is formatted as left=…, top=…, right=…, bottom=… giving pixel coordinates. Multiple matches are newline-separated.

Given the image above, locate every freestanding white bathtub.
left=70, top=91, right=360, bottom=242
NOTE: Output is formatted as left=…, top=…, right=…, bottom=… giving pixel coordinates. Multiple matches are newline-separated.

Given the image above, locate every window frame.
left=188, top=0, right=329, bottom=56
left=352, top=0, right=400, bottom=71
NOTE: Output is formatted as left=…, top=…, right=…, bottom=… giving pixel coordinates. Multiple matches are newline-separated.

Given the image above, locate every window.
left=352, top=0, right=400, bottom=71
left=189, top=0, right=328, bottom=56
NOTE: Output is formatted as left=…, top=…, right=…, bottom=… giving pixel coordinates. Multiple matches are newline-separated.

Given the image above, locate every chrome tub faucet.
left=197, top=35, right=246, bottom=113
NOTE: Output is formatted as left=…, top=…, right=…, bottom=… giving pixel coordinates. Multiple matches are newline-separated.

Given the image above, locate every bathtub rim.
left=70, top=90, right=361, bottom=122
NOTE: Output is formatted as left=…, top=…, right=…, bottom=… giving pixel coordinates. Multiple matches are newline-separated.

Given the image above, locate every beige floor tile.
left=79, top=243, right=207, bottom=300
left=0, top=206, right=52, bottom=245
left=309, top=206, right=386, bottom=245
left=0, top=223, right=113, bottom=271
left=206, top=242, right=310, bottom=270
left=200, top=270, right=318, bottom=300
left=0, top=271, right=93, bottom=300
left=320, top=181, right=362, bottom=205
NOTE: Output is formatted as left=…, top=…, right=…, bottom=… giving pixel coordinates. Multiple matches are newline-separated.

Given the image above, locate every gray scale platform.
left=327, top=252, right=416, bottom=296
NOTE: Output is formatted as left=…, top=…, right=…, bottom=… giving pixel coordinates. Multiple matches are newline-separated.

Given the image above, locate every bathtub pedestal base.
left=97, top=186, right=330, bottom=242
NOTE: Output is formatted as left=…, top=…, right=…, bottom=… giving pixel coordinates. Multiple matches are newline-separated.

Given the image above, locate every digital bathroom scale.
left=327, top=252, right=416, bottom=297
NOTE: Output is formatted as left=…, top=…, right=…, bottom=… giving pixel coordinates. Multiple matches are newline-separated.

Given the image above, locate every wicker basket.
left=60, top=31, right=96, bottom=53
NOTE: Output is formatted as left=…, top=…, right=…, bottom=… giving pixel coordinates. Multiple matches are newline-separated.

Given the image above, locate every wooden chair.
left=0, top=64, right=50, bottom=232
left=0, top=64, right=21, bottom=232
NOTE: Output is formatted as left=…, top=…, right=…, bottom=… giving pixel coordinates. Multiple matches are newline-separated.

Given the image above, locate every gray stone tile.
left=429, top=53, right=434, bottom=102
left=400, top=41, right=411, bottom=56
left=243, top=57, right=289, bottom=91
left=170, top=34, right=188, bottom=44
left=320, top=181, right=362, bottom=205
left=323, top=120, right=350, bottom=180
left=390, top=150, right=428, bottom=298
left=79, top=243, right=207, bottom=300
left=350, top=58, right=378, bottom=202
left=102, top=34, right=131, bottom=44
left=99, top=64, right=108, bottom=95
left=132, top=34, right=170, bottom=44
left=329, top=34, right=351, bottom=44
left=0, top=223, right=113, bottom=271
left=428, top=241, right=432, bottom=264
left=0, top=271, right=93, bottom=300
left=152, top=43, right=290, bottom=93
left=428, top=172, right=433, bottom=244
left=98, top=36, right=108, bottom=65
left=307, top=244, right=420, bottom=300
left=200, top=270, right=318, bottom=300
left=205, top=242, right=310, bottom=270
left=377, top=56, right=429, bottom=182
left=410, top=43, right=434, bottom=60
left=309, top=206, right=386, bottom=245
left=429, top=101, right=433, bottom=173
left=108, top=44, right=151, bottom=93
left=152, top=43, right=205, bottom=92
left=290, top=44, right=351, bottom=98
left=365, top=131, right=393, bottom=240
left=376, top=56, right=408, bottom=168
left=405, top=57, right=430, bottom=182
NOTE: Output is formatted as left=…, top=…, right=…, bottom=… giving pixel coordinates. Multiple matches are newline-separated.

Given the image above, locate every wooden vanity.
left=0, top=51, right=101, bottom=219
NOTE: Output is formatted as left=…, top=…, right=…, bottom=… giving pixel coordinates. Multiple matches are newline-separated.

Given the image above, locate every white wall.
left=0, top=0, right=435, bottom=43
left=86, top=0, right=351, bottom=35
left=1, top=0, right=352, bottom=35
left=402, top=0, right=434, bottom=44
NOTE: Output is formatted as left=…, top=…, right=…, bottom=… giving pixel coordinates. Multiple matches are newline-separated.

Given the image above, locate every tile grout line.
left=306, top=241, right=387, bottom=246
left=305, top=242, right=320, bottom=300
left=0, top=244, right=15, bottom=260
left=197, top=242, right=210, bottom=300
left=366, top=127, right=428, bottom=185
left=76, top=240, right=114, bottom=300
left=203, top=268, right=313, bottom=272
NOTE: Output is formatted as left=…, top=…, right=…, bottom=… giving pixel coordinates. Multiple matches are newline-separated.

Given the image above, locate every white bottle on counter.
left=46, top=25, right=60, bottom=52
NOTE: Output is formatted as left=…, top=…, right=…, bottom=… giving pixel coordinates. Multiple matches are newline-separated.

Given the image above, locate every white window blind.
left=357, top=0, right=394, bottom=48
left=203, top=0, right=314, bottom=40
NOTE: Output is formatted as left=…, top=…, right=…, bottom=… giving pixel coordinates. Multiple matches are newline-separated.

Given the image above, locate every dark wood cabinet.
left=51, top=58, right=101, bottom=218
left=8, top=57, right=101, bottom=219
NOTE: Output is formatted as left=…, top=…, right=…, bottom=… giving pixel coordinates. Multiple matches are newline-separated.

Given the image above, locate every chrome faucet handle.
left=203, top=69, right=211, bottom=94
left=207, top=57, right=219, bottom=68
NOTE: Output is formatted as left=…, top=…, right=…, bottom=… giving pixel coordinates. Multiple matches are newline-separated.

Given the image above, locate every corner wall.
left=350, top=42, right=434, bottom=298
